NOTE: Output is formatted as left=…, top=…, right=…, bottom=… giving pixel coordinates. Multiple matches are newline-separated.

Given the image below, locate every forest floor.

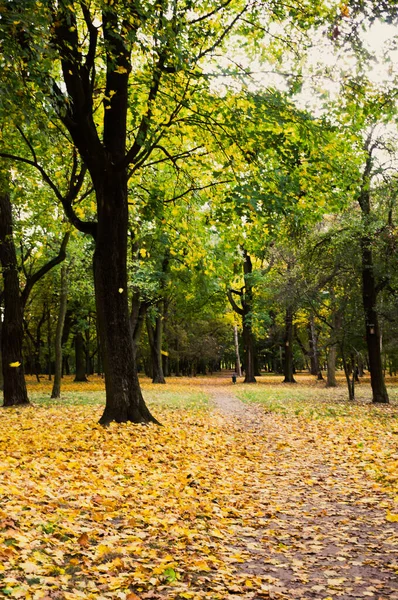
left=0, top=373, right=397, bottom=599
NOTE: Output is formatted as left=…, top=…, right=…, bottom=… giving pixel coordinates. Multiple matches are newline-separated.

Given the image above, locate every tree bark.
left=228, top=251, right=256, bottom=383
left=146, top=313, right=166, bottom=384
left=47, top=304, right=52, bottom=381
left=0, top=186, right=29, bottom=406
left=130, top=290, right=148, bottom=358
left=341, top=346, right=355, bottom=401
left=74, top=331, right=88, bottom=382
left=358, top=147, right=389, bottom=404
left=360, top=241, right=389, bottom=402
left=93, top=178, right=159, bottom=424
left=283, top=307, right=296, bottom=383
left=233, top=325, right=242, bottom=377
left=0, top=321, right=3, bottom=391
left=51, top=262, right=68, bottom=398
left=326, top=308, right=339, bottom=387
left=47, top=3, right=162, bottom=424
left=326, top=344, right=337, bottom=387
left=307, top=316, right=319, bottom=376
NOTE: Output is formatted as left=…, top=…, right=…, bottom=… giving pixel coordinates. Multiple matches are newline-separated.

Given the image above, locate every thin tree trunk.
left=0, top=185, right=29, bottom=406
left=146, top=314, right=166, bottom=384
left=0, top=321, right=3, bottom=392
left=326, top=344, right=337, bottom=387
left=341, top=346, right=355, bottom=401
left=74, top=331, right=88, bottom=382
left=308, top=316, right=319, bottom=376
left=283, top=307, right=296, bottom=383
left=242, top=319, right=256, bottom=383
left=51, top=262, right=68, bottom=398
left=233, top=325, right=242, bottom=377
left=47, top=304, right=52, bottom=381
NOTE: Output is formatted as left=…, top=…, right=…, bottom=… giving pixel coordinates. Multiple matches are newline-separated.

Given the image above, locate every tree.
left=357, top=136, right=390, bottom=403
left=228, top=250, right=257, bottom=383
left=0, top=0, right=270, bottom=423
left=51, top=261, right=69, bottom=398
left=0, top=172, right=29, bottom=406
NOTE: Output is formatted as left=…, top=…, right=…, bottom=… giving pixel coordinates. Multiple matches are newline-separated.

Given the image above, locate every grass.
left=235, top=373, right=398, bottom=422
left=25, top=375, right=209, bottom=412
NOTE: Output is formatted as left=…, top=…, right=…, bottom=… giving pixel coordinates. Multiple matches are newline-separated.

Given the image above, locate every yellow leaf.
left=386, top=511, right=398, bottom=522
left=340, top=3, right=350, bottom=17
left=9, top=362, right=21, bottom=368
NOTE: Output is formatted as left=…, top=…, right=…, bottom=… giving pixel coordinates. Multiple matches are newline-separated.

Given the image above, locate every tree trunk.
left=326, top=344, right=337, bottom=387
left=308, top=316, right=319, bottom=376
left=51, top=262, right=68, bottom=398
left=0, top=186, right=29, bottom=406
left=228, top=251, right=256, bottom=383
left=93, top=179, right=159, bottom=424
left=357, top=149, right=389, bottom=404
left=0, top=321, right=3, bottom=391
left=74, top=331, right=88, bottom=382
left=341, top=346, right=355, bottom=401
left=361, top=242, right=389, bottom=403
left=283, top=307, right=296, bottom=383
left=233, top=325, right=242, bottom=377
left=47, top=304, right=52, bottom=381
left=46, top=4, right=159, bottom=425
left=242, top=318, right=256, bottom=383
left=146, top=314, right=166, bottom=384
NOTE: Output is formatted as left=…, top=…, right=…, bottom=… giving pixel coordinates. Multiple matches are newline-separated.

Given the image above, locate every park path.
left=203, top=381, right=398, bottom=600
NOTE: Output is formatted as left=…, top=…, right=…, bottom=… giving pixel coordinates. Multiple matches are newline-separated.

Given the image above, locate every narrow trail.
left=204, top=382, right=398, bottom=600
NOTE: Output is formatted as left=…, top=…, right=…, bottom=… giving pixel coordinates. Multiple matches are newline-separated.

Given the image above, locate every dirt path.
left=205, top=383, right=398, bottom=600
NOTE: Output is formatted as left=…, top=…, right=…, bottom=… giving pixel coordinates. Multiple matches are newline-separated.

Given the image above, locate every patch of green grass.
left=236, top=386, right=398, bottom=422
left=143, top=390, right=209, bottom=411
left=29, top=389, right=209, bottom=411
left=30, top=391, right=105, bottom=406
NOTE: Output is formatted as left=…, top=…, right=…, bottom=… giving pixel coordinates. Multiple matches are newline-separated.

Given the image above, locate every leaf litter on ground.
left=0, top=374, right=397, bottom=599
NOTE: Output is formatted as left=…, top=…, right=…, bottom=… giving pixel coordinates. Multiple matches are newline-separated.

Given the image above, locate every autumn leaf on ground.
left=0, top=375, right=397, bottom=599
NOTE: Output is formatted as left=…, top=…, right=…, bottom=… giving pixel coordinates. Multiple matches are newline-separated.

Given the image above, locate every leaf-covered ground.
left=0, top=374, right=397, bottom=599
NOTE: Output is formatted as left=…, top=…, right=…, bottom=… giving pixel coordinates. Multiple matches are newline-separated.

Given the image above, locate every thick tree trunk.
left=47, top=4, right=159, bottom=425
left=93, top=179, right=159, bottom=425
left=0, top=188, right=29, bottom=406
left=146, top=314, right=166, bottom=384
left=51, top=262, right=68, bottom=398
left=361, top=241, right=389, bottom=403
left=74, top=331, right=88, bottom=382
left=283, top=307, right=296, bottom=383
left=356, top=149, right=389, bottom=404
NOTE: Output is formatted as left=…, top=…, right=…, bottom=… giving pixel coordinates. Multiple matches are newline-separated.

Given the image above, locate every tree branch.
left=21, top=232, right=71, bottom=309
left=227, top=289, right=244, bottom=316
left=0, top=151, right=97, bottom=237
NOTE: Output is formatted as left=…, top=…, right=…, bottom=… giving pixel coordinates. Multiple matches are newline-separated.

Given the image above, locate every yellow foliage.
left=1, top=374, right=397, bottom=597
